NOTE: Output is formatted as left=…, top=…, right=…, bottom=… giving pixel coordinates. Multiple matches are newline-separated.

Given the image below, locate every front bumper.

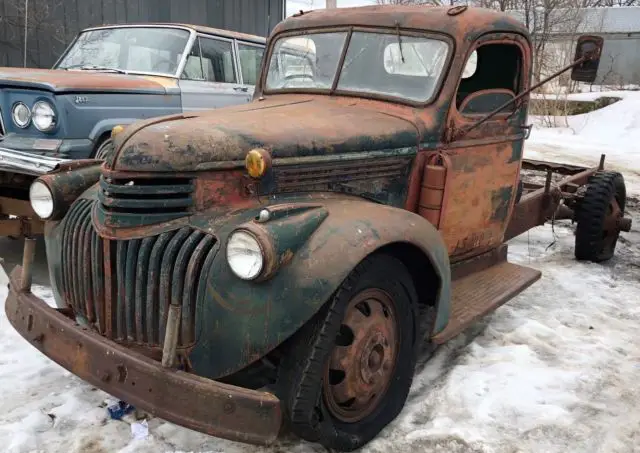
left=0, top=146, right=71, bottom=176
left=4, top=264, right=283, bottom=446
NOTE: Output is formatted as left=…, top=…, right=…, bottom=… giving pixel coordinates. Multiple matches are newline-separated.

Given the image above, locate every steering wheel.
left=151, top=55, right=176, bottom=73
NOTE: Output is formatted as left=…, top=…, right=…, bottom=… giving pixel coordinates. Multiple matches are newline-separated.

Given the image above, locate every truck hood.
left=0, top=67, right=176, bottom=94
left=111, top=97, right=423, bottom=172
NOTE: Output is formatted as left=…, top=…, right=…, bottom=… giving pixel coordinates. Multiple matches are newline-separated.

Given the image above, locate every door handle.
left=234, top=86, right=249, bottom=92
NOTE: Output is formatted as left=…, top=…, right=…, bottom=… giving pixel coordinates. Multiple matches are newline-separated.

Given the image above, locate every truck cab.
left=4, top=5, right=632, bottom=453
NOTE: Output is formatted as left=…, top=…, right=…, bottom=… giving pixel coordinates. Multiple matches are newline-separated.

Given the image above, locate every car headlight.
left=29, top=180, right=54, bottom=219
left=32, top=101, right=57, bottom=132
left=226, top=230, right=264, bottom=280
left=12, top=102, right=31, bottom=128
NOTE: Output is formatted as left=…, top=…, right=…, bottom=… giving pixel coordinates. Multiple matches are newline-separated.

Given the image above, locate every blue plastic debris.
left=107, top=400, right=135, bottom=420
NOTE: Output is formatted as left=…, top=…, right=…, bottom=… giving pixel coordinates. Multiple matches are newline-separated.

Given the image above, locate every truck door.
left=433, top=33, right=531, bottom=259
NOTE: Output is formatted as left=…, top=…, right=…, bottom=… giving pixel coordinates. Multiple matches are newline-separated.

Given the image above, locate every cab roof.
left=271, top=5, right=530, bottom=43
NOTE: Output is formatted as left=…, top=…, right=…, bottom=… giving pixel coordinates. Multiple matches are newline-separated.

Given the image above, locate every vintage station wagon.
left=0, top=23, right=267, bottom=237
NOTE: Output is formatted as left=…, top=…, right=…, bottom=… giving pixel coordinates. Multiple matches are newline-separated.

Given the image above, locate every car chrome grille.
left=60, top=199, right=217, bottom=348
left=98, top=174, right=195, bottom=225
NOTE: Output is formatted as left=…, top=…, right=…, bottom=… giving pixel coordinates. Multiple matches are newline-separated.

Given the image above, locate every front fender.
left=188, top=195, right=451, bottom=379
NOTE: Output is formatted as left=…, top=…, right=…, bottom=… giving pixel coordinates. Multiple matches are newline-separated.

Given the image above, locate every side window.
left=199, top=37, right=237, bottom=83
left=456, top=43, right=523, bottom=115
left=238, top=42, right=265, bottom=86
left=181, top=39, right=205, bottom=80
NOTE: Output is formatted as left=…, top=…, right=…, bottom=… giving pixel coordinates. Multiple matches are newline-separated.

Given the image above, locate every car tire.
left=275, top=253, right=422, bottom=452
left=575, top=170, right=626, bottom=262
left=94, top=138, right=115, bottom=161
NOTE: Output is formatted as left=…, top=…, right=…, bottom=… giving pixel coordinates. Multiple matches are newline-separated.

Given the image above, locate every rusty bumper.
left=4, top=266, right=283, bottom=446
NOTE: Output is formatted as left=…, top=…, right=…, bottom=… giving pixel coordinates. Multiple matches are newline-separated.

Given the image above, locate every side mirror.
left=571, top=35, right=604, bottom=83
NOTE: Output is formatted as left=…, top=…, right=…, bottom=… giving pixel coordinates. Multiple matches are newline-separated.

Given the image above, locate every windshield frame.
left=52, top=24, right=197, bottom=79
left=260, top=25, right=455, bottom=107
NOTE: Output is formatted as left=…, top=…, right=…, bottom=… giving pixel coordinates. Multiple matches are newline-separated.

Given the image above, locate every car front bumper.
left=0, top=146, right=71, bottom=176
left=4, top=262, right=283, bottom=446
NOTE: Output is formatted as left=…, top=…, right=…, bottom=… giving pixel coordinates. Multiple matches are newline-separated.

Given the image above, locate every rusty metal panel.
left=4, top=274, right=283, bottom=446
left=59, top=198, right=217, bottom=351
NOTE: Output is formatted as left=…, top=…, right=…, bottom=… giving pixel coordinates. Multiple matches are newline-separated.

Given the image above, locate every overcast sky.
left=286, top=0, right=378, bottom=16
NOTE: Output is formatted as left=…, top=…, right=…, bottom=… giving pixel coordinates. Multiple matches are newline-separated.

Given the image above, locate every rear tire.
left=275, top=253, right=423, bottom=451
left=575, top=171, right=626, bottom=262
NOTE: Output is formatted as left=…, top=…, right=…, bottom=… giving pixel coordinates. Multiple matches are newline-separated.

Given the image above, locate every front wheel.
left=275, top=253, right=423, bottom=451
left=94, top=138, right=115, bottom=161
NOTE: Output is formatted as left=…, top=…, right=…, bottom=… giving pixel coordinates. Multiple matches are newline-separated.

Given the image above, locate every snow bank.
left=527, top=90, right=640, bottom=193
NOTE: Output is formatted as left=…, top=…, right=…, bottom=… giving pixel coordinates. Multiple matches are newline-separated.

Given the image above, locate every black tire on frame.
left=574, top=170, right=626, bottom=262
left=275, top=253, right=425, bottom=452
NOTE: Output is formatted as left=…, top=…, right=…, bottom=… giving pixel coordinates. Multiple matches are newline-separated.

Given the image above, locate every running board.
left=431, top=261, right=541, bottom=344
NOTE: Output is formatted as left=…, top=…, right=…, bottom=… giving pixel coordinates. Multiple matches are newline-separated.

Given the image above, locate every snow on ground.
left=528, top=90, right=640, bottom=192
left=1, top=91, right=639, bottom=453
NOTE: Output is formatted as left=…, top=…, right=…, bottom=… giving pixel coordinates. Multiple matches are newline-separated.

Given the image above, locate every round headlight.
left=12, top=102, right=31, bottom=128
left=29, top=180, right=54, bottom=219
left=32, top=101, right=57, bottom=132
left=226, top=230, right=264, bottom=280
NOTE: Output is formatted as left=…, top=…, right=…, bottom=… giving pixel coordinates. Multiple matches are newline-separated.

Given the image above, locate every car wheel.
left=275, top=253, right=422, bottom=451
left=94, top=138, right=115, bottom=161
left=575, top=171, right=626, bottom=262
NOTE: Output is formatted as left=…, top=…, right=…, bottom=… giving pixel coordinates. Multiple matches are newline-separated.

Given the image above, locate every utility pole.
left=326, top=0, right=337, bottom=8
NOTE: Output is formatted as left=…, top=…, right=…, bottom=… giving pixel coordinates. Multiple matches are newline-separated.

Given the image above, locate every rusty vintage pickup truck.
left=4, top=4, right=632, bottom=452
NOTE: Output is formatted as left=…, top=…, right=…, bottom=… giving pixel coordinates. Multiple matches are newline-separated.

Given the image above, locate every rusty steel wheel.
left=275, top=253, right=426, bottom=452
left=575, top=171, right=627, bottom=262
left=322, top=288, right=399, bottom=423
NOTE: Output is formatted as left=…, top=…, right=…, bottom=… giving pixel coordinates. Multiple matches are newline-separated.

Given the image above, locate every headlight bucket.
left=30, top=162, right=103, bottom=221
left=32, top=100, right=57, bottom=132
left=225, top=224, right=277, bottom=282
left=12, top=102, right=31, bottom=128
left=29, top=180, right=54, bottom=219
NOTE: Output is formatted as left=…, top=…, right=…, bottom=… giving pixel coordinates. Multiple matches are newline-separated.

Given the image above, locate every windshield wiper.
left=395, top=22, right=405, bottom=63
left=64, top=64, right=128, bottom=74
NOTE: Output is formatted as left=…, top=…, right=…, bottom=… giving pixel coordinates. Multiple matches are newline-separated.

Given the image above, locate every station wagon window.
left=456, top=43, right=523, bottom=115
left=56, top=27, right=190, bottom=77
left=265, top=30, right=449, bottom=103
left=238, top=43, right=265, bottom=85
left=181, top=36, right=236, bottom=83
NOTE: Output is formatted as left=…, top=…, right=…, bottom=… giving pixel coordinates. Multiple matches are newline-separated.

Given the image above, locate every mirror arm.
left=449, top=55, right=589, bottom=143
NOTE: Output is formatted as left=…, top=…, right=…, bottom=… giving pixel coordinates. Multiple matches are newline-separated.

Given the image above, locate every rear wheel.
left=275, top=253, right=423, bottom=451
left=575, top=171, right=626, bottom=262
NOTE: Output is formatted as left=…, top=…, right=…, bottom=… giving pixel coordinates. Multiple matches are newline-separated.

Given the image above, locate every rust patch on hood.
left=110, top=96, right=423, bottom=172
left=0, top=67, right=175, bottom=94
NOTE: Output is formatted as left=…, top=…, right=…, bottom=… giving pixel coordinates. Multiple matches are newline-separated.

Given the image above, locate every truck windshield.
left=265, top=30, right=449, bottom=103
left=55, top=27, right=191, bottom=77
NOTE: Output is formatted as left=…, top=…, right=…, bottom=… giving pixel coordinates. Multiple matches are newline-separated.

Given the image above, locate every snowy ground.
left=1, top=92, right=639, bottom=453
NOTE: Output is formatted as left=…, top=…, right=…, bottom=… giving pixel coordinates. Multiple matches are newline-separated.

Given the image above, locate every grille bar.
left=272, top=156, right=412, bottom=192
left=60, top=199, right=216, bottom=350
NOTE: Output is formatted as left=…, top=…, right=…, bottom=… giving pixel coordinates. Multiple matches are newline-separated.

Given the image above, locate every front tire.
left=275, top=253, right=422, bottom=451
left=94, top=138, right=115, bottom=161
